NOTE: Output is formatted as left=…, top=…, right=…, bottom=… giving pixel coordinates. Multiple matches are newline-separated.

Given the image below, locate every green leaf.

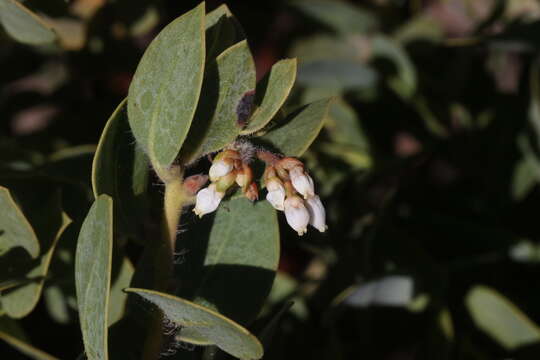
left=127, top=3, right=205, bottom=171
left=297, top=59, right=377, bottom=91
left=466, top=285, right=540, bottom=350
left=0, top=317, right=59, bottom=360
left=180, top=40, right=256, bottom=163
left=75, top=195, right=113, bottom=360
left=0, top=186, right=40, bottom=259
left=177, top=197, right=279, bottom=325
left=205, top=4, right=245, bottom=61
left=371, top=35, right=417, bottom=99
left=242, top=58, right=297, bottom=135
left=92, top=99, right=149, bottom=241
left=108, top=257, right=134, bottom=326
left=125, top=288, right=264, bottom=360
left=0, top=0, right=57, bottom=45
left=292, top=0, right=377, bottom=35
left=1, top=189, right=71, bottom=319
left=261, top=98, right=332, bottom=156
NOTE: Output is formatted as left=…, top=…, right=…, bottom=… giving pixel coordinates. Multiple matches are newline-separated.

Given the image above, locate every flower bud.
left=245, top=182, right=259, bottom=201
left=284, top=195, right=310, bottom=235
left=266, top=177, right=286, bottom=211
left=209, top=159, right=233, bottom=182
left=193, top=184, right=224, bottom=218
left=305, top=195, right=327, bottom=232
left=289, top=166, right=315, bottom=199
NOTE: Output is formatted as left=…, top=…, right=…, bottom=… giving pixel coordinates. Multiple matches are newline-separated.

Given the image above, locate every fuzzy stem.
left=141, top=166, right=188, bottom=360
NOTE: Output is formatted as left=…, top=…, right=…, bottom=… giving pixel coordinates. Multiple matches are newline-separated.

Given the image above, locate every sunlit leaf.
left=127, top=3, right=205, bottom=171
left=125, top=288, right=264, bottom=360
left=75, top=195, right=113, bottom=360
left=242, top=59, right=297, bottom=134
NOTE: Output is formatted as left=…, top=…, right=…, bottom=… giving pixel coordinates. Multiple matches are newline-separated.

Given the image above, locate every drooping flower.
left=305, top=195, right=327, bottom=232
left=284, top=195, right=310, bottom=235
left=289, top=166, right=315, bottom=199
left=266, top=177, right=286, bottom=211
left=209, top=159, right=233, bottom=182
left=193, top=184, right=224, bottom=218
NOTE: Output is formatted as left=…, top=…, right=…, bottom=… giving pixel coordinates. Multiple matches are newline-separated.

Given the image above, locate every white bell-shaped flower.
left=305, top=195, right=327, bottom=232
left=209, top=159, right=233, bottom=181
left=284, top=195, right=310, bottom=235
left=266, top=178, right=286, bottom=211
left=289, top=166, right=315, bottom=199
left=193, top=184, right=224, bottom=218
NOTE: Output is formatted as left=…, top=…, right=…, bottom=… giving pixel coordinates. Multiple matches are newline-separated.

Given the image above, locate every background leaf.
left=0, top=0, right=57, bottom=45
left=0, top=186, right=40, bottom=259
left=1, top=187, right=71, bottom=319
left=75, top=194, right=113, bottom=360
left=466, top=285, right=540, bottom=350
left=0, top=316, right=59, bottom=360
left=127, top=3, right=205, bottom=170
left=125, top=288, right=264, bottom=360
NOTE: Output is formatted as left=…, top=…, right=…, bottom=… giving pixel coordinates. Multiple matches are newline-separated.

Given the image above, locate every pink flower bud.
left=284, top=195, right=310, bottom=236
left=305, top=195, right=327, bottom=232
left=193, top=184, right=224, bottom=218
left=289, top=166, right=315, bottom=199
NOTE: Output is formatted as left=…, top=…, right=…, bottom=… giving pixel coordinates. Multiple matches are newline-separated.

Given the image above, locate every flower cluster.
left=264, top=157, right=326, bottom=235
left=193, top=149, right=258, bottom=217
left=193, top=146, right=326, bottom=236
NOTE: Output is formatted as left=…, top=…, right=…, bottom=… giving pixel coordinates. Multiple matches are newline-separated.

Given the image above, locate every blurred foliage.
left=3, top=0, right=540, bottom=359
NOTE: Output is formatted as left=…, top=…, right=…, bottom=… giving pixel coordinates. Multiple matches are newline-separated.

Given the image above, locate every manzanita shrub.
left=1, top=2, right=330, bottom=360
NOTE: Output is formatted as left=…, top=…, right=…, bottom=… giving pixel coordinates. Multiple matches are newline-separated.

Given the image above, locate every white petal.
left=290, top=166, right=315, bottom=199
left=209, top=160, right=232, bottom=181
left=193, top=184, right=224, bottom=217
left=284, top=196, right=310, bottom=235
left=306, top=195, right=327, bottom=232
left=266, top=188, right=285, bottom=211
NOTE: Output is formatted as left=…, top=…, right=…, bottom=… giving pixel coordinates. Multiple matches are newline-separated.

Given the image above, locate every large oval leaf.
left=92, top=99, right=149, bottom=241
left=0, top=0, right=57, bottom=45
left=127, top=3, right=205, bottom=170
left=177, top=198, right=279, bottom=324
left=125, top=288, right=264, bottom=360
left=180, top=40, right=256, bottom=163
left=0, top=186, right=40, bottom=258
left=241, top=58, right=297, bottom=135
left=466, top=285, right=540, bottom=350
left=75, top=195, right=113, bottom=360
left=261, top=98, right=332, bottom=156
